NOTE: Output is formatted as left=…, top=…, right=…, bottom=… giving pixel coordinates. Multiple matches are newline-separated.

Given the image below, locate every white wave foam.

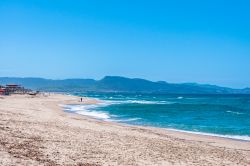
left=167, top=128, right=250, bottom=141
left=226, top=110, right=244, bottom=115
left=62, top=104, right=110, bottom=120
left=125, top=100, right=157, bottom=104
left=104, top=100, right=173, bottom=105
left=76, top=111, right=110, bottom=119
left=109, top=118, right=141, bottom=122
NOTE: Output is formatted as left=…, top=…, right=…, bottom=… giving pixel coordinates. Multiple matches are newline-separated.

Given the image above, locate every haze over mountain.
left=0, top=76, right=250, bottom=94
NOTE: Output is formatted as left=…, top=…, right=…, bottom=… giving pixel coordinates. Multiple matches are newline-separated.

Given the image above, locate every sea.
left=63, top=93, right=250, bottom=141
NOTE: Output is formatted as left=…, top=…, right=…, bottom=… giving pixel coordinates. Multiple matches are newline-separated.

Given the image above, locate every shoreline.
left=61, top=96, right=250, bottom=142
left=60, top=95, right=250, bottom=150
left=0, top=93, right=249, bottom=165
left=64, top=105, right=250, bottom=142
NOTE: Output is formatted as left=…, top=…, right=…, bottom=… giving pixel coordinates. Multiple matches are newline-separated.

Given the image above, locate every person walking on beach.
left=80, top=98, right=83, bottom=102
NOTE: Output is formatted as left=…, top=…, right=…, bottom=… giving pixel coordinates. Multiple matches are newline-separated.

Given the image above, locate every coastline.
left=0, top=93, right=249, bottom=165
left=63, top=94, right=250, bottom=142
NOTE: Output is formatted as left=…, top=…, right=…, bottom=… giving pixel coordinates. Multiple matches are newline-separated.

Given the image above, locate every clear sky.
left=0, top=0, right=250, bottom=88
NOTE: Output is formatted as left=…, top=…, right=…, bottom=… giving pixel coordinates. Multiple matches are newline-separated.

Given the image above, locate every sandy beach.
left=0, top=94, right=249, bottom=166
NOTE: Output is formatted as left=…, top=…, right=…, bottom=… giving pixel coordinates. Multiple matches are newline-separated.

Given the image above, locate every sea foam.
left=63, top=104, right=111, bottom=120
left=104, top=99, right=173, bottom=105
left=167, top=128, right=250, bottom=141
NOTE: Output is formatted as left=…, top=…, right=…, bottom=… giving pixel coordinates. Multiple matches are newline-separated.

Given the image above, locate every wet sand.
left=0, top=94, right=249, bottom=165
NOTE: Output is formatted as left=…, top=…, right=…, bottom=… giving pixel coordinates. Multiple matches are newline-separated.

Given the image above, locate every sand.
left=0, top=94, right=249, bottom=166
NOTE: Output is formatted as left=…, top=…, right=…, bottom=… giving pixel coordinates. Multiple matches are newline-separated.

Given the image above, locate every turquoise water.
left=64, top=93, right=250, bottom=141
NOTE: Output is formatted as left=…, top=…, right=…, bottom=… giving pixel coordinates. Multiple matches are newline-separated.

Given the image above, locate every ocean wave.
left=104, top=100, right=174, bottom=105
left=108, top=118, right=142, bottom=122
left=62, top=104, right=143, bottom=122
left=63, top=104, right=111, bottom=120
left=167, top=128, right=250, bottom=141
left=226, top=110, right=244, bottom=115
left=76, top=111, right=110, bottom=119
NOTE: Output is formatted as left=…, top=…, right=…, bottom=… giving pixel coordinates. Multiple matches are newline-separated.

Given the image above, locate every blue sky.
left=0, top=0, right=250, bottom=88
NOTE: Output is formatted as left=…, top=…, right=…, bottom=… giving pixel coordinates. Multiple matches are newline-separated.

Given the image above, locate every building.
left=0, top=85, right=5, bottom=95
left=5, top=84, right=25, bottom=94
left=0, top=84, right=31, bottom=95
left=0, top=88, right=6, bottom=95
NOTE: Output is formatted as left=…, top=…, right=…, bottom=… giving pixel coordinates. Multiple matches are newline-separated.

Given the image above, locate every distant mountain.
left=0, top=76, right=250, bottom=94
